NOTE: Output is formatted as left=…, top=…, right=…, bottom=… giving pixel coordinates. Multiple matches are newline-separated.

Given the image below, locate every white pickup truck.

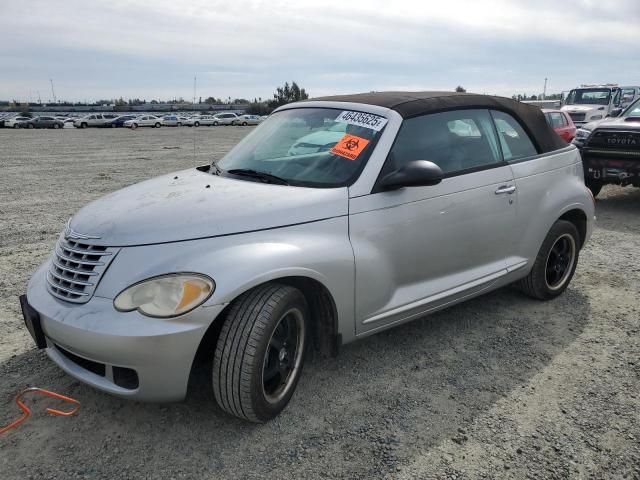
left=562, top=85, right=640, bottom=126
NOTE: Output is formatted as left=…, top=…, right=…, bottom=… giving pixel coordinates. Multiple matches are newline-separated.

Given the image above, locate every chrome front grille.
left=47, top=237, right=119, bottom=303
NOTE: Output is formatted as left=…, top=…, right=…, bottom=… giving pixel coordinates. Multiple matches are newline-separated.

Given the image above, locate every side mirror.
left=379, top=160, right=444, bottom=190
left=608, top=108, right=623, bottom=118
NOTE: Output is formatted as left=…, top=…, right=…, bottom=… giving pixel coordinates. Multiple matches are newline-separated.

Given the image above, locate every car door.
left=349, top=109, right=517, bottom=334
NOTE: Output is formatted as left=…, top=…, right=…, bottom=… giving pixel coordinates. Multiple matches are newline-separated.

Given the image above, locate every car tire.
left=194, top=121, right=200, bottom=127
left=111, top=123, right=116, bottom=128
left=517, top=220, right=580, bottom=300
left=27, top=124, right=34, bottom=129
left=155, top=122, right=161, bottom=128
left=585, top=180, right=603, bottom=198
left=131, top=123, right=138, bottom=130
left=213, top=121, right=218, bottom=126
left=213, top=283, right=308, bottom=423
left=53, top=123, right=60, bottom=129
left=177, top=122, right=182, bottom=127
left=13, top=124, right=20, bottom=129
left=242, top=122, right=248, bottom=126
left=81, top=123, right=88, bottom=129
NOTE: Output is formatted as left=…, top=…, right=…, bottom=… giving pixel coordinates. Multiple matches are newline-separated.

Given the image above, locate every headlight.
left=589, top=115, right=603, bottom=120
left=575, top=128, right=591, bottom=139
left=114, top=273, right=214, bottom=318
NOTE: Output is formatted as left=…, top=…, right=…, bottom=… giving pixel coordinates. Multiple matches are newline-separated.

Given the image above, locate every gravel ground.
left=1, top=128, right=638, bottom=479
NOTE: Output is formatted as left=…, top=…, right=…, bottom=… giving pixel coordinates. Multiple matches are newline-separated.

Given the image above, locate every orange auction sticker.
left=330, top=134, right=370, bottom=161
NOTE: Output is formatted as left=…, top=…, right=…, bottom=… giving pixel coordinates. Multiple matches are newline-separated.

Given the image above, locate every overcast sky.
left=1, top=0, right=638, bottom=103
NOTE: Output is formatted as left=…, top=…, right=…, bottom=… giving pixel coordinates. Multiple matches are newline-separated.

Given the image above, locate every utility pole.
left=50, top=78, right=57, bottom=103
left=543, top=77, right=548, bottom=100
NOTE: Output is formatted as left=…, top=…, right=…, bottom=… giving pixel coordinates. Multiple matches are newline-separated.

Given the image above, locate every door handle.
left=495, top=185, right=516, bottom=195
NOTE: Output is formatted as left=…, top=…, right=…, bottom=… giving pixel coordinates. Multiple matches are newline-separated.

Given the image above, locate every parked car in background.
left=73, top=114, right=110, bottom=128
left=4, top=116, right=31, bottom=128
left=213, top=112, right=238, bottom=125
left=105, top=115, right=138, bottom=128
left=19, top=116, right=65, bottom=129
left=184, top=115, right=219, bottom=127
left=573, top=96, right=640, bottom=197
left=234, top=114, right=262, bottom=126
left=22, top=92, right=593, bottom=423
left=124, top=115, right=163, bottom=129
left=543, top=109, right=576, bottom=142
left=162, top=115, right=186, bottom=127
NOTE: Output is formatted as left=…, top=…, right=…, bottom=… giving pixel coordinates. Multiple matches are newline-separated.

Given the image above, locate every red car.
left=542, top=109, right=576, bottom=142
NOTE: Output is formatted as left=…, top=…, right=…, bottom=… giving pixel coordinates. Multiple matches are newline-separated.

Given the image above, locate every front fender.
left=94, top=217, right=356, bottom=342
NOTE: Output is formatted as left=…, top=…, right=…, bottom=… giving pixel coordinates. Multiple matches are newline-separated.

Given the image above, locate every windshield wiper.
left=227, top=168, right=290, bottom=185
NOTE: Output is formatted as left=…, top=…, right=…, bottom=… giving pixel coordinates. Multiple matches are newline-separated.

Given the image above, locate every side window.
left=387, top=109, right=501, bottom=175
left=548, top=112, right=565, bottom=128
left=612, top=90, right=621, bottom=106
left=490, top=110, right=538, bottom=161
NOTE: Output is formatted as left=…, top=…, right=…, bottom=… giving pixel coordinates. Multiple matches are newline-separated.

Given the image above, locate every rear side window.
left=387, top=109, right=501, bottom=175
left=545, top=112, right=566, bottom=128
left=491, top=111, right=538, bottom=161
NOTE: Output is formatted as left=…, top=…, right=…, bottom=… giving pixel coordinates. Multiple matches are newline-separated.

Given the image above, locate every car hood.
left=582, top=117, right=640, bottom=131
left=68, top=167, right=348, bottom=247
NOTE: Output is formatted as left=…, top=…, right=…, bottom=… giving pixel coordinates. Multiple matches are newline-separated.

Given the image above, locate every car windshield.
left=565, top=88, right=612, bottom=106
left=216, top=108, right=386, bottom=187
left=622, top=98, right=640, bottom=118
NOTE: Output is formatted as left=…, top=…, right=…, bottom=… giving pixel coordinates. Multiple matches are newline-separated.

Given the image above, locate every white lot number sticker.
left=335, top=111, right=388, bottom=132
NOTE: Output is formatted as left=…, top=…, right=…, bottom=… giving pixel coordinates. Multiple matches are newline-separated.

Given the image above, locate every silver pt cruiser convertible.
left=22, top=92, right=595, bottom=422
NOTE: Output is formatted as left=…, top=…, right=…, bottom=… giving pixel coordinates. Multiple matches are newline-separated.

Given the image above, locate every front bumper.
left=26, top=262, right=226, bottom=402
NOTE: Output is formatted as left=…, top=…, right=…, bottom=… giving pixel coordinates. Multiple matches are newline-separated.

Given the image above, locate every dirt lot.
left=1, top=127, right=639, bottom=479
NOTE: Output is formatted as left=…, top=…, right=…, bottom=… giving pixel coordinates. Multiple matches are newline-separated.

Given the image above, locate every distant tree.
left=455, top=85, right=466, bottom=93
left=246, top=101, right=270, bottom=115
left=268, top=81, right=309, bottom=110
left=233, top=98, right=249, bottom=104
left=204, top=97, right=222, bottom=104
left=19, top=111, right=32, bottom=117
left=150, top=99, right=159, bottom=104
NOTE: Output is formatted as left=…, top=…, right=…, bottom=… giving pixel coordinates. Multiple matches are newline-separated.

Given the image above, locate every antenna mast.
left=50, top=78, right=57, bottom=103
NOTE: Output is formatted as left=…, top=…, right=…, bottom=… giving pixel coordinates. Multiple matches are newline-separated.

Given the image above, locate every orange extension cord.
left=0, top=387, right=80, bottom=435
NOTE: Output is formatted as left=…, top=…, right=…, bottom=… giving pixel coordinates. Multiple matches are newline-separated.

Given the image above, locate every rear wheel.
left=194, top=121, right=200, bottom=127
left=213, top=121, right=219, bottom=126
left=242, top=121, right=248, bottom=126
left=213, top=284, right=308, bottom=422
left=154, top=122, right=161, bottom=128
left=517, top=220, right=580, bottom=300
left=27, top=124, right=34, bottom=129
left=53, top=123, right=60, bottom=129
left=586, top=179, right=603, bottom=198
left=13, top=124, right=19, bottom=129
left=130, top=123, right=138, bottom=130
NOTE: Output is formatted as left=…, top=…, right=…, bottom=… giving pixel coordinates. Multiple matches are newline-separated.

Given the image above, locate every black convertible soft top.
left=309, top=91, right=567, bottom=153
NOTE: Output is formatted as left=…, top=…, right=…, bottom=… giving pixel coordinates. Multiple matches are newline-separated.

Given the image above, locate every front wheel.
left=27, top=124, right=34, bottom=129
left=517, top=220, right=580, bottom=300
left=13, top=124, right=20, bottom=129
left=130, top=123, right=138, bottom=130
left=194, top=121, right=200, bottom=127
left=213, top=121, right=219, bottom=126
left=154, top=122, right=161, bottom=128
left=586, top=179, right=603, bottom=198
left=213, top=284, right=308, bottom=422
left=53, top=123, right=60, bottom=129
